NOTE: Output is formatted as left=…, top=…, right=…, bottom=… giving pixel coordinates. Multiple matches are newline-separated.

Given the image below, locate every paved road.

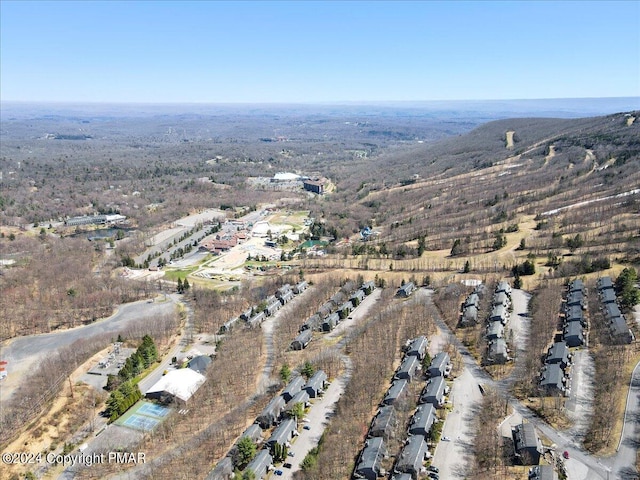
left=432, top=368, right=482, bottom=479
left=564, top=349, right=595, bottom=445
left=0, top=298, right=176, bottom=404
left=425, top=289, right=639, bottom=480
left=279, top=364, right=350, bottom=479
left=609, top=360, right=640, bottom=480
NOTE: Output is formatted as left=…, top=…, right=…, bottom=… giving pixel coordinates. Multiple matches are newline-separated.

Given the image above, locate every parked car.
left=427, top=465, right=439, bottom=473
left=283, top=463, right=292, bottom=469
left=287, top=451, right=295, bottom=457
left=563, top=451, right=570, bottom=459
left=274, top=470, right=283, bottom=476
left=303, top=425, right=311, bottom=430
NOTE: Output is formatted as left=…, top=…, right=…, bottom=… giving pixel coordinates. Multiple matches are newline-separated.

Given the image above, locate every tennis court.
left=122, top=415, right=159, bottom=431
left=117, top=400, right=171, bottom=432
left=138, top=402, right=170, bottom=417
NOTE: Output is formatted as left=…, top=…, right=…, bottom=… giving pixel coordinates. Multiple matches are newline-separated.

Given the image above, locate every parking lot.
left=276, top=371, right=348, bottom=479
left=431, top=367, right=482, bottom=479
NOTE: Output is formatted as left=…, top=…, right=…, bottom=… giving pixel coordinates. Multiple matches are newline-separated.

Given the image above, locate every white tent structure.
left=145, top=369, right=206, bottom=403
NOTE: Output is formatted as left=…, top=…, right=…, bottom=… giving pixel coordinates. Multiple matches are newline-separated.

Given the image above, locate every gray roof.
left=600, top=288, right=617, bottom=304
left=276, top=284, right=292, bottom=296
left=322, top=312, right=340, bottom=331
left=461, top=305, right=478, bottom=324
left=383, top=379, right=409, bottom=405
left=291, top=329, right=313, bottom=349
left=569, top=279, right=585, bottom=293
left=330, top=291, right=346, bottom=306
left=421, top=376, right=446, bottom=405
left=246, top=449, right=273, bottom=479
left=409, top=403, right=436, bottom=436
left=395, top=355, right=420, bottom=380
left=486, top=321, right=504, bottom=339
left=266, top=300, right=281, bottom=314
left=305, top=370, right=327, bottom=396
left=256, top=396, right=285, bottom=427
left=266, top=417, right=297, bottom=447
left=355, top=437, right=387, bottom=480
left=294, top=281, right=308, bottom=292
left=351, top=290, right=366, bottom=302
left=407, top=336, right=429, bottom=358
left=490, top=304, right=508, bottom=322
left=369, top=405, right=396, bottom=438
left=610, top=316, right=631, bottom=339
left=546, top=342, right=569, bottom=366
left=279, top=290, right=295, bottom=303
left=187, top=355, right=212, bottom=374
left=488, top=339, right=508, bottom=361
left=496, top=281, right=511, bottom=294
left=566, top=290, right=584, bottom=306
left=430, top=352, right=450, bottom=371
left=340, top=301, right=354, bottom=312
left=390, top=474, right=413, bottom=480
left=285, top=390, right=310, bottom=411
left=394, top=435, right=429, bottom=474
left=318, top=301, right=334, bottom=318
left=513, top=423, right=539, bottom=449
left=565, top=304, right=584, bottom=323
left=362, top=281, right=376, bottom=292
left=512, top=423, right=543, bottom=464
left=493, top=291, right=510, bottom=306
left=247, top=311, right=266, bottom=327
left=540, top=363, right=564, bottom=390
left=564, top=322, right=584, bottom=342
left=605, top=303, right=623, bottom=320
left=300, top=314, right=322, bottom=332
left=241, top=423, right=263, bottom=443
left=397, top=282, right=415, bottom=296
left=597, top=276, right=614, bottom=291
left=530, top=465, right=556, bottom=480
left=206, top=456, right=234, bottom=480
left=464, top=293, right=480, bottom=308
left=281, top=376, right=306, bottom=402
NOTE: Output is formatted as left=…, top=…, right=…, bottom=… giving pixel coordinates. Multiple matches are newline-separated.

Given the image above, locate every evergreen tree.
left=105, top=374, right=120, bottom=391
left=106, top=390, right=125, bottom=421
left=280, top=364, right=292, bottom=383
left=301, top=361, right=315, bottom=379
left=236, top=436, right=257, bottom=467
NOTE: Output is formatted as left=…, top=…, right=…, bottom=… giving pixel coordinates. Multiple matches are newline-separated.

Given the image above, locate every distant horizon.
left=2, top=96, right=638, bottom=107
left=2, top=2, right=638, bottom=104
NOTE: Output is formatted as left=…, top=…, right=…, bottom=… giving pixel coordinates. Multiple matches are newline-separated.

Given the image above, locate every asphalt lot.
left=564, top=349, right=595, bottom=444
left=431, top=367, right=482, bottom=479
left=509, top=289, right=531, bottom=359
left=277, top=371, right=347, bottom=479
left=325, top=288, right=382, bottom=340
left=0, top=298, right=176, bottom=404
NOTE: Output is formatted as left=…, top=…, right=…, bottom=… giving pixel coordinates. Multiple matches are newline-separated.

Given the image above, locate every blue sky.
left=1, top=1, right=639, bottom=103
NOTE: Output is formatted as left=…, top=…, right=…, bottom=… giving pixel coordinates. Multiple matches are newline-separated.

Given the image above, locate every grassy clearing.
left=163, top=266, right=198, bottom=281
